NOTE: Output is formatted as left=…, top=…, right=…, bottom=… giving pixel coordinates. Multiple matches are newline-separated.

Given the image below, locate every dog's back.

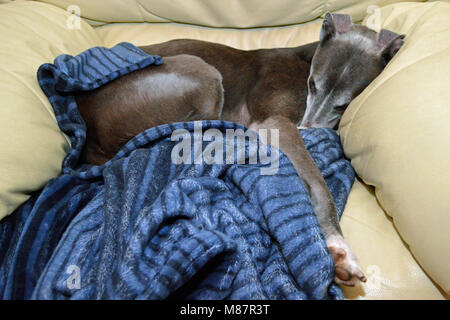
left=76, top=54, right=224, bottom=165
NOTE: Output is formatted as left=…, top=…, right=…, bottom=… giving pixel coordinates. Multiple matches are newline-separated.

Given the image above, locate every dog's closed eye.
left=308, top=78, right=317, bottom=95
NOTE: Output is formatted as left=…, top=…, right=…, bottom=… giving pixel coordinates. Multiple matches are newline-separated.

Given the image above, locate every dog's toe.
left=327, top=235, right=366, bottom=286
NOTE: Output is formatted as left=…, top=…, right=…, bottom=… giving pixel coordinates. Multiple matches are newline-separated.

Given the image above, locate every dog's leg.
left=249, top=116, right=366, bottom=286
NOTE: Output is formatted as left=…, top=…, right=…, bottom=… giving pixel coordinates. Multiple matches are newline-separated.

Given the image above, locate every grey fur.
left=301, top=14, right=405, bottom=129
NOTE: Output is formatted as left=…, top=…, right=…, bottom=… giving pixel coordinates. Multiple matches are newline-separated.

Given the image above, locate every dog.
left=76, top=13, right=404, bottom=286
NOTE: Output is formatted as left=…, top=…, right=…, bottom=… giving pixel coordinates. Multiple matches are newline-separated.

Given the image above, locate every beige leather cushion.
left=36, top=0, right=424, bottom=28
left=97, top=21, right=323, bottom=50
left=339, top=1, right=450, bottom=293
left=0, top=1, right=103, bottom=220
left=340, top=179, right=446, bottom=299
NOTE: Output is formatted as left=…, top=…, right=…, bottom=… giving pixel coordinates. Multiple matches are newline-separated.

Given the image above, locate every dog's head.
left=300, top=13, right=405, bottom=129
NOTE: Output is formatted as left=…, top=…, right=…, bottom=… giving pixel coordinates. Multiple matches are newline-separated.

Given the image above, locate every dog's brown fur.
left=77, top=54, right=225, bottom=164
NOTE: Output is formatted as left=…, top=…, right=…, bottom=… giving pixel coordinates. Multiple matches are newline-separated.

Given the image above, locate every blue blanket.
left=0, top=43, right=354, bottom=300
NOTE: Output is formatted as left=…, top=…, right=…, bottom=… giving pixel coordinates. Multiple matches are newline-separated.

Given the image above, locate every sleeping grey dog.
left=76, top=13, right=404, bottom=286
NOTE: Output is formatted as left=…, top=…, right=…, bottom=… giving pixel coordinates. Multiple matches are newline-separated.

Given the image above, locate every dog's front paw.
left=327, top=235, right=366, bottom=286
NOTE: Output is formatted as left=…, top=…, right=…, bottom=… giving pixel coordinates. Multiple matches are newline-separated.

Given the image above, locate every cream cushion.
left=36, top=0, right=424, bottom=27
left=97, top=21, right=323, bottom=50
left=0, top=1, right=103, bottom=219
left=339, top=1, right=450, bottom=293
left=340, top=179, right=445, bottom=299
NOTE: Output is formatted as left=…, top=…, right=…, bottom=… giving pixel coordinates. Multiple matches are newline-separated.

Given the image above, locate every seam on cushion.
left=342, top=1, right=440, bottom=145
left=284, top=21, right=309, bottom=47
left=93, top=19, right=331, bottom=31
left=94, top=19, right=324, bottom=33
left=135, top=0, right=171, bottom=24
left=360, top=157, right=376, bottom=190
left=91, top=4, right=329, bottom=30
left=343, top=214, right=402, bottom=242
left=135, top=0, right=150, bottom=23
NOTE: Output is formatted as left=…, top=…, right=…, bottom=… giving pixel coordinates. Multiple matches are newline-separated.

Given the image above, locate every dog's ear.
left=320, top=13, right=353, bottom=42
left=377, top=29, right=405, bottom=63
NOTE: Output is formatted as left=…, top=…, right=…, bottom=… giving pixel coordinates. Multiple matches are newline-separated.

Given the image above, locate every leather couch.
left=0, top=0, right=448, bottom=299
